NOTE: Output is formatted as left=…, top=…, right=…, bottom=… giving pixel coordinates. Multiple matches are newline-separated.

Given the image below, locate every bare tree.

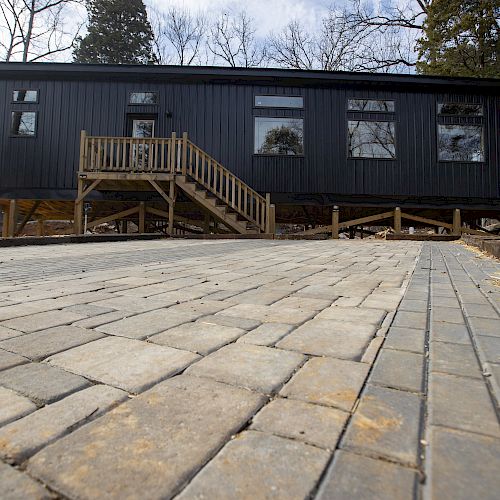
left=208, top=10, right=265, bottom=67
left=0, top=0, right=83, bottom=62
left=149, top=6, right=205, bottom=65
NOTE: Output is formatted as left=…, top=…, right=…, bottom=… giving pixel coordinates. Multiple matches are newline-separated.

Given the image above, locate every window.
left=348, top=99, right=395, bottom=113
left=438, top=125, right=484, bottom=162
left=11, top=111, right=36, bottom=136
left=129, top=92, right=158, bottom=104
left=348, top=121, right=396, bottom=159
left=255, top=117, right=303, bottom=155
left=255, top=95, right=303, bottom=108
left=13, top=90, right=38, bottom=103
left=438, top=103, right=482, bottom=116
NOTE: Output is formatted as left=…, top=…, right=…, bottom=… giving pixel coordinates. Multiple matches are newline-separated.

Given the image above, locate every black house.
left=0, top=63, right=498, bottom=237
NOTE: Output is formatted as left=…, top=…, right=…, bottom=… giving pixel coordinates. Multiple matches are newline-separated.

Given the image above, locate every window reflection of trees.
left=438, top=125, right=483, bottom=162
left=256, top=119, right=303, bottom=155
left=348, top=99, right=395, bottom=112
left=348, top=120, right=395, bottom=158
left=11, top=112, right=36, bottom=136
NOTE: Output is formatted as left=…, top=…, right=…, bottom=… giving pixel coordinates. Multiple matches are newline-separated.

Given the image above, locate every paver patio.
left=0, top=238, right=499, bottom=499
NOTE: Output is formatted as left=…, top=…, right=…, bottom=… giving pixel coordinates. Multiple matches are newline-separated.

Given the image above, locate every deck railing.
left=80, top=131, right=270, bottom=232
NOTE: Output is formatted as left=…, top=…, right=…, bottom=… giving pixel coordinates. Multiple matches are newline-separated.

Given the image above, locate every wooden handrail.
left=79, top=131, right=269, bottom=232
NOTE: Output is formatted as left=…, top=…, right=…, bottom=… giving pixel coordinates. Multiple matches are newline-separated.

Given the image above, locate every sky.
left=149, top=0, right=337, bottom=36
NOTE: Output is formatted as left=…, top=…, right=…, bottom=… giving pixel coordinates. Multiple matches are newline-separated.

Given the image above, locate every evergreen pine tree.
left=74, top=0, right=157, bottom=64
left=417, top=0, right=499, bottom=78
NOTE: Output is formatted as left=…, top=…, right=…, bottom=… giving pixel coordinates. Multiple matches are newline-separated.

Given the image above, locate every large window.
left=13, top=90, right=38, bottom=103
left=437, top=102, right=485, bottom=162
left=129, top=92, right=158, bottom=104
left=348, top=121, right=396, bottom=159
left=255, top=95, right=303, bottom=108
left=348, top=99, right=395, bottom=112
left=255, top=117, right=304, bottom=155
left=11, top=111, right=37, bottom=136
left=438, top=125, right=484, bottom=162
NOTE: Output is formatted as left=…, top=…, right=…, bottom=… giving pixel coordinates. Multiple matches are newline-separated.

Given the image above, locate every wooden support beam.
left=75, top=179, right=102, bottom=204
left=181, top=132, right=188, bottom=175
left=15, top=200, right=41, bottom=236
left=269, top=204, right=276, bottom=235
left=168, top=181, right=175, bottom=235
left=265, top=193, right=271, bottom=233
left=7, top=200, right=16, bottom=238
left=400, top=212, right=453, bottom=230
left=86, top=206, right=140, bottom=229
left=36, top=219, right=45, bottom=237
left=339, top=211, right=394, bottom=230
left=332, top=206, right=339, bottom=239
left=394, top=207, right=402, bottom=234
left=74, top=178, right=84, bottom=235
left=146, top=206, right=169, bottom=219
left=452, top=208, right=461, bottom=235
left=149, top=179, right=174, bottom=205
left=139, top=202, right=146, bottom=233
left=1, top=204, right=9, bottom=238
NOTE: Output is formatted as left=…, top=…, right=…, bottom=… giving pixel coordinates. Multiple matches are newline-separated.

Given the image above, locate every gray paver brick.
left=468, top=317, right=500, bottom=338
left=47, top=336, right=199, bottom=393
left=430, top=322, right=470, bottom=344
left=432, top=306, right=465, bottom=324
left=0, top=349, right=29, bottom=371
left=271, top=296, right=333, bottom=311
left=342, top=384, right=422, bottom=466
left=315, top=306, right=386, bottom=325
left=281, top=357, right=369, bottom=411
left=430, top=341, right=482, bottom=378
left=476, top=335, right=500, bottom=364
left=71, top=310, right=131, bottom=329
left=0, top=326, right=104, bottom=361
left=237, top=323, right=294, bottom=346
left=96, top=309, right=198, bottom=339
left=197, top=314, right=261, bottom=331
left=429, top=372, right=500, bottom=438
left=384, top=326, right=426, bottom=353
left=63, top=303, right=115, bottom=317
left=0, top=386, right=37, bottom=426
left=398, top=299, right=428, bottom=312
left=276, top=319, right=376, bottom=360
left=177, top=430, right=330, bottom=500
left=148, top=322, right=245, bottom=355
left=0, top=310, right=87, bottom=333
left=186, top=343, right=304, bottom=393
left=0, top=363, right=90, bottom=404
left=371, top=349, right=424, bottom=393
left=27, top=375, right=265, bottom=499
left=250, top=398, right=348, bottom=449
left=0, top=326, right=25, bottom=341
left=0, top=461, right=50, bottom=500
left=392, top=311, right=427, bottom=330
left=428, top=427, right=500, bottom=500
left=316, top=450, right=418, bottom=500
left=0, top=385, right=127, bottom=462
left=216, top=303, right=315, bottom=325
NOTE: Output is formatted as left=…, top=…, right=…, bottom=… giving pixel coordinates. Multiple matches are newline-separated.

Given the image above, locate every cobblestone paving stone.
left=0, top=239, right=498, bottom=499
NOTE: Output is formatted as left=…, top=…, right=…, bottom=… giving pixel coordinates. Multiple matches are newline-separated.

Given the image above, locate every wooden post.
left=170, top=132, right=177, bottom=173
left=74, top=178, right=84, bottom=235
left=452, top=208, right=461, bottom=235
left=36, top=219, right=45, bottom=237
left=1, top=205, right=8, bottom=238
left=203, top=212, right=211, bottom=233
left=394, top=207, right=402, bottom=234
left=139, top=202, right=145, bottom=233
left=269, top=204, right=276, bottom=235
left=79, top=130, right=87, bottom=172
left=181, top=132, right=188, bottom=175
left=265, top=193, right=271, bottom=233
left=331, top=206, right=339, bottom=239
left=7, top=199, right=16, bottom=238
left=168, top=180, right=175, bottom=235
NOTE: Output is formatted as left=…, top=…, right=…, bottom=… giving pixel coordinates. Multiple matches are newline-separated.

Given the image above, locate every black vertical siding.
left=0, top=73, right=498, bottom=205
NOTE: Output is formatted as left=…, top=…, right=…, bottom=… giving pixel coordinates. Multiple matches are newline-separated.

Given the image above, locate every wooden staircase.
left=76, top=131, right=274, bottom=235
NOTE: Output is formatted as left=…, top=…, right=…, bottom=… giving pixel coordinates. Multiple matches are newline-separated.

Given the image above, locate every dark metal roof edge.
left=0, top=62, right=499, bottom=88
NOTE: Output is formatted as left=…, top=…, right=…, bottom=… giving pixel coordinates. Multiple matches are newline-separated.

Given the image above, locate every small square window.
left=11, top=111, right=37, bottom=136
left=348, top=120, right=396, bottom=159
left=348, top=99, right=395, bottom=112
left=13, top=90, right=38, bottom=103
left=129, top=92, right=158, bottom=104
left=254, top=95, right=303, bottom=108
left=438, top=125, right=484, bottom=162
left=254, top=117, right=303, bottom=155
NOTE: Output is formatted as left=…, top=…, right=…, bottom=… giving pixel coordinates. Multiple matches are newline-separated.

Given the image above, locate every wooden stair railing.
left=80, top=131, right=271, bottom=233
